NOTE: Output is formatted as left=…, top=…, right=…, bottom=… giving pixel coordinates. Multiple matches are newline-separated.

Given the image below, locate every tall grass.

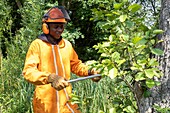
left=71, top=74, right=137, bottom=113
left=0, top=49, right=1, bottom=76
left=0, top=47, right=35, bottom=113
left=0, top=0, right=43, bottom=111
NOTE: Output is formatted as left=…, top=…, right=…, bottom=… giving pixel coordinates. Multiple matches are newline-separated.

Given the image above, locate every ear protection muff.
left=42, top=23, right=49, bottom=34
left=42, top=13, right=49, bottom=34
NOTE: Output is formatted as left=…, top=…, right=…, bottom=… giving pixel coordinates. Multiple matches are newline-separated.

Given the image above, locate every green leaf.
left=136, top=38, right=147, bottom=45
left=108, top=68, right=118, bottom=79
left=138, top=24, right=149, bottom=31
left=109, top=35, right=115, bottom=42
left=146, top=80, right=155, bottom=88
left=150, top=48, right=164, bottom=55
left=154, top=81, right=161, bottom=86
left=105, top=13, right=113, bottom=17
left=130, top=66, right=138, bottom=70
left=128, top=4, right=142, bottom=13
left=153, top=29, right=164, bottom=34
left=109, top=108, right=117, bottom=113
left=102, top=42, right=110, bottom=47
left=148, top=58, right=159, bottom=67
left=125, top=20, right=134, bottom=28
left=101, top=53, right=108, bottom=57
left=71, top=101, right=80, bottom=104
left=123, top=106, right=135, bottom=112
left=135, top=72, right=146, bottom=81
left=150, top=39, right=156, bottom=45
left=119, top=15, right=127, bottom=22
left=111, top=52, right=120, bottom=61
left=144, top=69, right=155, bottom=79
left=122, top=34, right=129, bottom=42
left=112, top=11, right=120, bottom=15
left=132, top=37, right=142, bottom=44
left=137, top=59, right=147, bottom=66
left=102, top=59, right=111, bottom=64
left=114, top=3, right=123, bottom=9
left=113, top=97, right=122, bottom=104
left=123, top=0, right=128, bottom=3
left=117, top=59, right=126, bottom=66
left=99, top=110, right=105, bottom=113
left=90, top=17, right=94, bottom=21
left=71, top=97, right=79, bottom=101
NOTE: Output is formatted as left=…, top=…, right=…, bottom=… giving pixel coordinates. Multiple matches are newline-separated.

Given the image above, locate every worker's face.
left=49, top=23, right=65, bottom=39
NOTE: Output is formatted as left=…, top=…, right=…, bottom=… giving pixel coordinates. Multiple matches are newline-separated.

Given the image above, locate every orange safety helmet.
left=42, top=6, right=70, bottom=34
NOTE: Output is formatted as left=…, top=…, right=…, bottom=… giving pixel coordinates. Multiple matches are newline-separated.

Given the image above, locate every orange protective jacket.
left=23, top=34, right=89, bottom=113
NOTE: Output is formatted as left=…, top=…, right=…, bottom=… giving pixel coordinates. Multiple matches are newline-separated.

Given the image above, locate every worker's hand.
left=48, top=73, right=69, bottom=91
left=89, top=69, right=101, bottom=82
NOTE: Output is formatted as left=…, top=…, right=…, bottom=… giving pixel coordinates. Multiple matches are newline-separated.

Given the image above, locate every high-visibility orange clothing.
left=23, top=35, right=89, bottom=113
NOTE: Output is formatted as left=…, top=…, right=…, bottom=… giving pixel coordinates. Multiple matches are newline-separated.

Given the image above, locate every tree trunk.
left=139, top=0, right=170, bottom=113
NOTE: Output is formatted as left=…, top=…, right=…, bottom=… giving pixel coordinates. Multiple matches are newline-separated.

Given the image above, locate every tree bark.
left=139, top=0, right=170, bottom=113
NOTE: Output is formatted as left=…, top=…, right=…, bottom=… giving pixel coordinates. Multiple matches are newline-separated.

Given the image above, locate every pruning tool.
left=68, top=74, right=101, bottom=83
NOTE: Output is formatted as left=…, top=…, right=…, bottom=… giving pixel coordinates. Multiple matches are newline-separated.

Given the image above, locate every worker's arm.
left=70, top=47, right=89, bottom=76
left=69, top=45, right=101, bottom=82
left=22, top=40, right=50, bottom=85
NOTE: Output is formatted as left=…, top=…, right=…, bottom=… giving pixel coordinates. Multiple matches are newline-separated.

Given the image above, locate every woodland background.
left=1, top=0, right=170, bottom=113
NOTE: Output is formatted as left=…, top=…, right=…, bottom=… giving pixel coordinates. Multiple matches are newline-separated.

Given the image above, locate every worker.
left=22, top=6, right=101, bottom=113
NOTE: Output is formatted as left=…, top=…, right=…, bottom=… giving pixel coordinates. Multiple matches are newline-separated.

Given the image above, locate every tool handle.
left=68, top=74, right=101, bottom=83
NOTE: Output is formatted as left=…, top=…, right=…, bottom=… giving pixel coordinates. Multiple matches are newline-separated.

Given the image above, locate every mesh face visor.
left=57, top=6, right=71, bottom=21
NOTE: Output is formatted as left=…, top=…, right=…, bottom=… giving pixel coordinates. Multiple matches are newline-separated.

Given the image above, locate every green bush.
left=0, top=0, right=44, bottom=112
left=90, top=1, right=163, bottom=112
